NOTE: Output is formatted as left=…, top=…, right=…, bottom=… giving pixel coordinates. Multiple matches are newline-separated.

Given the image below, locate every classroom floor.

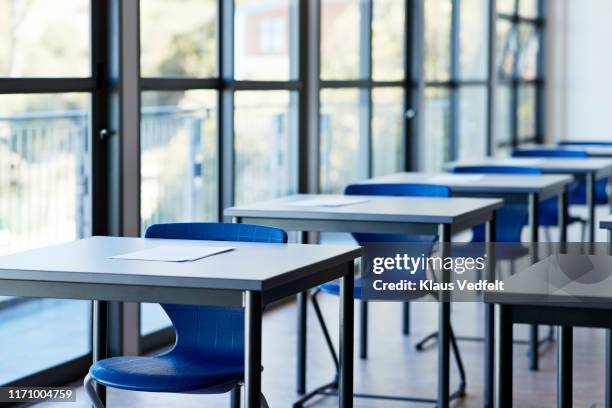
left=32, top=206, right=610, bottom=408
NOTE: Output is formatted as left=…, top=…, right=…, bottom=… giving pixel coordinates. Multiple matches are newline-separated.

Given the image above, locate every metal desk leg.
left=245, top=291, right=263, bottom=408
left=528, top=193, right=540, bottom=371
left=93, top=300, right=108, bottom=405
left=559, top=191, right=568, bottom=244
left=437, top=224, right=452, bottom=408
left=296, top=231, right=308, bottom=394
left=557, top=327, right=573, bottom=408
left=484, top=216, right=497, bottom=408
left=587, top=172, right=596, bottom=243
left=402, top=302, right=410, bottom=335
left=339, top=261, right=354, bottom=408
left=359, top=301, right=368, bottom=359
left=497, top=305, right=513, bottom=408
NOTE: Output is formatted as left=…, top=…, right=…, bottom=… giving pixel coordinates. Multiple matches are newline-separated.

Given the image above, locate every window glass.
left=321, top=0, right=362, bottom=80
left=458, top=86, right=488, bottom=160
left=372, top=88, right=403, bottom=176
left=424, top=0, right=452, bottom=81
left=234, top=0, right=297, bottom=80
left=320, top=88, right=364, bottom=193
left=372, top=0, right=404, bottom=81
left=0, top=0, right=90, bottom=77
left=423, top=88, right=450, bottom=171
left=519, top=0, right=538, bottom=18
left=495, top=84, right=512, bottom=155
left=460, top=0, right=489, bottom=80
left=0, top=93, right=91, bottom=383
left=496, top=19, right=517, bottom=80
left=518, top=85, right=536, bottom=139
left=497, top=0, right=516, bottom=14
left=140, top=0, right=217, bottom=77
left=234, top=91, right=296, bottom=204
left=518, top=24, right=539, bottom=80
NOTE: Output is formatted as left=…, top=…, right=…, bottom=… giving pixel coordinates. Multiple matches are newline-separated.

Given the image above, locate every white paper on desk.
left=289, top=197, right=370, bottom=207
left=111, top=245, right=235, bottom=262
left=428, top=174, right=484, bottom=183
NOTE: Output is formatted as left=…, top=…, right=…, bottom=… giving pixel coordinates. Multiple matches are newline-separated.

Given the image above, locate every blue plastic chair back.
left=451, top=166, right=543, bottom=242
left=344, top=183, right=450, bottom=245
left=145, top=223, right=287, bottom=356
left=512, top=149, right=588, bottom=158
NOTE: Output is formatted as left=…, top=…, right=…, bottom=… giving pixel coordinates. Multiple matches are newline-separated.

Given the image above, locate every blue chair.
left=454, top=165, right=587, bottom=242
left=512, top=149, right=608, bottom=206
left=294, top=184, right=467, bottom=407
left=84, top=222, right=288, bottom=408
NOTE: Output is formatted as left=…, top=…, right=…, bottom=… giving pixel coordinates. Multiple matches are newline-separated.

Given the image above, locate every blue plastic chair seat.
left=90, top=353, right=243, bottom=393
left=320, top=278, right=363, bottom=298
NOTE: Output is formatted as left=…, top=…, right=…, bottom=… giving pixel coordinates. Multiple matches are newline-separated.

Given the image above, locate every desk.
left=485, top=253, right=612, bottom=408
left=225, top=194, right=503, bottom=408
left=0, top=236, right=361, bottom=408
left=446, top=157, right=612, bottom=242
left=519, top=143, right=612, bottom=158
left=363, top=172, right=573, bottom=242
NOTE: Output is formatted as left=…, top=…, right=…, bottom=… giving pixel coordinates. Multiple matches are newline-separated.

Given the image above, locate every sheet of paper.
left=289, top=197, right=370, bottom=207
left=111, top=245, right=235, bottom=262
left=428, top=174, right=484, bottom=183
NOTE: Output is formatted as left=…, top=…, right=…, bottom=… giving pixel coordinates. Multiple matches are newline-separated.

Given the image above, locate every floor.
left=28, top=206, right=611, bottom=407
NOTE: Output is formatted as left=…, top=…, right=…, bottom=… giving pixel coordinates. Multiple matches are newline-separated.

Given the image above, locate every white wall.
left=547, top=0, right=612, bottom=142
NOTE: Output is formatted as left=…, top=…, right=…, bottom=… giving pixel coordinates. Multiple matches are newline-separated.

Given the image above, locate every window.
left=495, top=0, right=544, bottom=149
left=0, top=0, right=94, bottom=386
left=319, top=0, right=406, bottom=193
left=138, top=0, right=299, bottom=341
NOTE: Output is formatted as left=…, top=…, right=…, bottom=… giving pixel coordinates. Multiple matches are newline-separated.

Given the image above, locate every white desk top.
left=225, top=194, right=503, bottom=225
left=363, top=172, right=573, bottom=195
left=445, top=157, right=612, bottom=176
left=0, top=236, right=361, bottom=292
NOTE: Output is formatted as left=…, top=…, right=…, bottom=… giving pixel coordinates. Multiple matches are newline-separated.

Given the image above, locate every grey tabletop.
left=225, top=194, right=503, bottom=226
left=445, top=157, right=612, bottom=177
left=517, top=144, right=612, bottom=158
left=0, top=236, right=361, bottom=292
left=484, top=254, right=612, bottom=307
left=600, top=215, right=612, bottom=230
left=362, top=172, right=573, bottom=195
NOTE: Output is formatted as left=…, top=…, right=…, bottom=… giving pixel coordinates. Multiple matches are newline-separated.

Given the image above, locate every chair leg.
left=311, top=289, right=340, bottom=370
left=449, top=326, right=467, bottom=395
left=84, top=374, right=105, bottom=408
left=230, top=386, right=241, bottom=408
left=360, top=301, right=368, bottom=359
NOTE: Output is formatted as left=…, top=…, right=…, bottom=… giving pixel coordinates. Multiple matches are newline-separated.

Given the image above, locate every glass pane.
left=518, top=24, right=540, bottom=80
left=519, top=0, right=538, bottom=18
left=458, top=86, right=488, bottom=160
left=140, top=0, right=217, bottom=77
left=321, top=0, right=363, bottom=80
left=423, top=88, right=450, bottom=171
left=0, top=0, right=90, bottom=77
left=495, top=84, right=512, bottom=155
left=235, top=91, right=296, bottom=204
left=235, top=0, right=297, bottom=80
left=0, top=93, right=91, bottom=383
left=518, top=85, right=536, bottom=139
left=424, top=0, right=452, bottom=81
left=497, top=0, right=516, bottom=14
left=372, top=88, right=404, bottom=176
left=460, top=0, right=489, bottom=80
left=320, top=88, right=365, bottom=193
left=372, top=0, right=404, bottom=81
left=496, top=19, right=517, bottom=80
left=139, top=90, right=218, bottom=336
